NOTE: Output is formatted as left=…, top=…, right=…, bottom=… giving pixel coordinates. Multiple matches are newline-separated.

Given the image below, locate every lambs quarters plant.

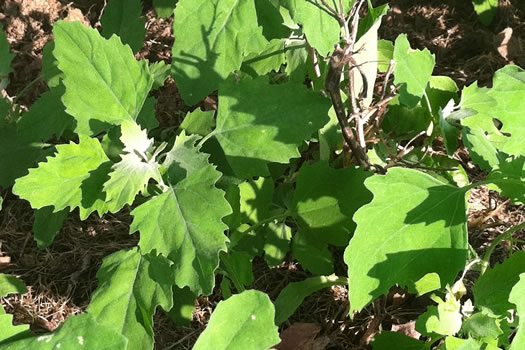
left=0, top=0, right=524, bottom=349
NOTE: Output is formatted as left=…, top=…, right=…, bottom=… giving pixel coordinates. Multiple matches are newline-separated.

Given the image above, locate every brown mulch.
left=1, top=0, right=524, bottom=349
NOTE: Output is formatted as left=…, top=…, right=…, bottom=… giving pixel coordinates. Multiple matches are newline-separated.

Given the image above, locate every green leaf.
left=0, top=274, right=26, bottom=297
left=149, top=62, right=170, bottom=90
left=17, top=84, right=76, bottom=143
left=171, top=0, right=267, bottom=105
left=424, top=75, right=459, bottom=122
left=136, top=96, right=159, bottom=131
left=292, top=162, right=372, bottom=247
left=274, top=275, right=347, bottom=325
left=0, top=23, right=14, bottom=90
left=409, top=272, right=441, bottom=296
left=345, top=168, right=468, bottom=313
left=472, top=0, right=498, bottom=25
left=192, top=290, right=280, bottom=350
left=238, top=177, right=274, bottom=225
left=254, top=0, right=288, bottom=41
left=130, top=134, right=231, bottom=295
left=87, top=248, right=174, bottom=350
left=0, top=314, right=128, bottom=349
left=510, top=273, right=525, bottom=349
left=214, top=77, right=330, bottom=179
left=0, top=313, right=30, bottom=343
left=220, top=251, right=254, bottom=292
left=416, top=294, right=462, bottom=336
left=101, top=0, right=146, bottom=53
left=53, top=21, right=153, bottom=135
left=153, top=0, right=177, bottom=18
left=242, top=39, right=286, bottom=77
left=179, top=109, right=215, bottom=137
left=292, top=229, right=333, bottom=275
left=443, top=336, right=482, bottom=350
left=461, top=312, right=502, bottom=341
left=393, top=34, right=435, bottom=108
left=382, top=98, right=431, bottom=141
left=282, top=0, right=340, bottom=55
left=166, top=286, right=196, bottom=326
left=487, top=156, right=525, bottom=204
left=13, top=135, right=109, bottom=213
left=371, top=331, right=428, bottom=350
left=439, top=103, right=461, bottom=156
left=473, top=251, right=525, bottom=317
left=0, top=121, right=48, bottom=189
left=263, top=220, right=291, bottom=267
left=377, top=40, right=394, bottom=73
left=33, top=206, right=69, bottom=249
left=462, top=66, right=525, bottom=157
left=104, top=121, right=161, bottom=213
left=41, top=41, right=62, bottom=88
left=462, top=127, right=501, bottom=171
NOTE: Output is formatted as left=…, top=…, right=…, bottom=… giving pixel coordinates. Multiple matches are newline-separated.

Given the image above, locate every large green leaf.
left=192, top=290, right=280, bottom=350
left=281, top=0, right=340, bottom=55
left=510, top=273, right=525, bottom=349
left=0, top=23, right=14, bottom=90
left=473, top=251, right=525, bottom=317
left=53, top=21, right=152, bottom=135
left=103, top=121, right=162, bottom=213
left=487, top=156, right=525, bottom=204
left=101, top=0, right=146, bottom=53
left=87, top=248, right=174, bottom=350
left=393, top=34, right=435, bottom=108
left=0, top=314, right=128, bottom=349
left=13, top=136, right=109, bottom=214
left=171, top=0, right=267, bottom=105
left=292, top=162, right=372, bottom=247
left=274, top=275, right=347, bottom=325
left=345, top=168, right=468, bottom=313
left=130, top=134, right=231, bottom=295
left=213, top=77, right=330, bottom=178
left=238, top=177, right=274, bottom=225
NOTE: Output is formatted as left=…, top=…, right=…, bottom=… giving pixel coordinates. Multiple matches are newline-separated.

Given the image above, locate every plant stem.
left=239, top=211, right=292, bottom=235
left=480, top=221, right=525, bottom=274
left=197, top=130, right=216, bottom=148
left=12, top=75, right=43, bottom=105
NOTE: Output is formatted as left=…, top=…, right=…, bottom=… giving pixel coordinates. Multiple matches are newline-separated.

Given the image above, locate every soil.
left=0, top=0, right=524, bottom=349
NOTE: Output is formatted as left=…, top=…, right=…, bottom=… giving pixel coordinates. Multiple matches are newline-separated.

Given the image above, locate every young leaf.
left=473, top=251, right=525, bottom=317
left=53, top=21, right=153, bottom=135
left=171, top=0, right=267, bottom=105
left=416, top=294, right=462, bottom=336
left=345, top=168, right=468, bottom=313
left=33, top=206, right=69, bottom=249
left=153, top=0, right=177, bottom=18
left=103, top=121, right=161, bottom=213
left=377, top=40, right=394, bottom=73
left=461, top=312, right=503, bottom=342
left=179, top=109, right=215, bottom=137
left=192, top=290, right=280, bottom=350
left=274, top=275, right=347, bottom=325
left=472, top=0, right=498, bottom=25
left=0, top=274, right=26, bottom=297
left=292, top=162, right=372, bottom=247
left=130, top=134, right=231, bottom=295
left=87, top=248, right=174, bottom=350
left=213, top=77, right=330, bottom=178
left=0, top=314, right=128, bottom=349
left=0, top=23, right=14, bottom=90
left=510, top=273, right=525, bottom=349
left=393, top=34, right=435, bottom=108
left=101, top=0, right=146, bottom=53
left=13, top=135, right=109, bottom=213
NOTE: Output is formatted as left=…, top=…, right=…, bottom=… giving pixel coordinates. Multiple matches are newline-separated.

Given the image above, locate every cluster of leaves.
left=0, top=0, right=524, bottom=349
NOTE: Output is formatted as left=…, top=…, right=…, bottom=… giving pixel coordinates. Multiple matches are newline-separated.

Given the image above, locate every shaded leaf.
left=509, top=273, right=525, bottom=349
left=166, top=286, right=195, bottom=326
left=263, top=220, right=292, bottom=267
left=101, top=0, right=146, bottom=53
left=0, top=23, right=14, bottom=90
left=0, top=274, right=26, bottom=297
left=345, top=168, right=468, bottom=313
left=87, top=248, right=174, bottom=350
left=33, top=206, right=69, bottom=249
left=371, top=331, right=427, bottom=350
left=179, top=109, right=215, bottom=137
left=153, top=0, right=177, bottom=18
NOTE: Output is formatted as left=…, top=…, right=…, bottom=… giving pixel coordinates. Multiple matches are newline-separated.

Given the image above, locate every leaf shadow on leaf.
left=171, top=4, right=222, bottom=106
left=80, top=161, right=113, bottom=212
left=367, top=248, right=467, bottom=302
left=404, top=185, right=467, bottom=227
